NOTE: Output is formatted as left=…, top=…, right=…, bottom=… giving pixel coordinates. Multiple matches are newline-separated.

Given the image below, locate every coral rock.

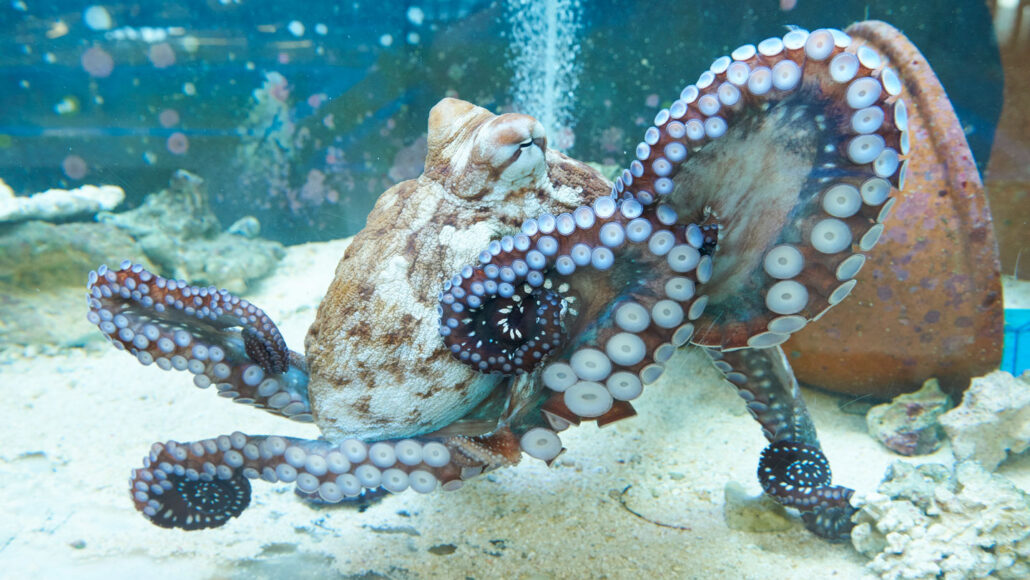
left=97, top=170, right=284, bottom=293
left=866, top=378, right=952, bottom=456
left=852, top=461, right=1030, bottom=580
left=0, top=178, right=124, bottom=223
left=939, top=370, right=1030, bottom=471
left=97, top=169, right=219, bottom=239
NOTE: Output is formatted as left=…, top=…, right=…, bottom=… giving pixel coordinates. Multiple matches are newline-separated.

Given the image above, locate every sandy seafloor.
left=1, top=240, right=1028, bottom=580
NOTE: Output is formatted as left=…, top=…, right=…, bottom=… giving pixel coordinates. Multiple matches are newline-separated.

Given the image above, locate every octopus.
left=86, top=24, right=911, bottom=541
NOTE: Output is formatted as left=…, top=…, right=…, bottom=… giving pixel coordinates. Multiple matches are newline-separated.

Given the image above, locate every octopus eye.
left=517, top=138, right=533, bottom=149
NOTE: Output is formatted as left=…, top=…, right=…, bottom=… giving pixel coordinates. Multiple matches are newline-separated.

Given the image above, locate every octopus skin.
left=87, top=25, right=909, bottom=540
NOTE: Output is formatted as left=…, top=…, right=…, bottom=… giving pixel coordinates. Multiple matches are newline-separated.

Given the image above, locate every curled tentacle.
left=615, top=28, right=908, bottom=350
left=134, top=459, right=251, bottom=530
left=131, top=428, right=526, bottom=529
left=611, top=26, right=902, bottom=541
left=709, top=346, right=855, bottom=539
left=87, top=262, right=311, bottom=421
left=439, top=196, right=717, bottom=444
left=757, top=440, right=855, bottom=540
left=801, top=500, right=858, bottom=542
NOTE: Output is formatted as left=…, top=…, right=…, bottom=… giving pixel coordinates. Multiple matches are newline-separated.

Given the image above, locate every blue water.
left=0, top=0, right=1001, bottom=244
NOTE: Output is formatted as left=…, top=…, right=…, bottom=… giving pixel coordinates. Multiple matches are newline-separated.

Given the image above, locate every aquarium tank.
left=1, top=1, right=1028, bottom=578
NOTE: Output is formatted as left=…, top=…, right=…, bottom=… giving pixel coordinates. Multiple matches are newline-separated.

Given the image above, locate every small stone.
left=866, top=378, right=952, bottom=456
left=228, top=215, right=261, bottom=239
left=722, top=481, right=793, bottom=532
left=428, top=543, right=457, bottom=555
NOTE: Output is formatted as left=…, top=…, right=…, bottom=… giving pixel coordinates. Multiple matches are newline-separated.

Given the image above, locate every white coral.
left=0, top=178, right=124, bottom=223
left=852, top=461, right=1030, bottom=580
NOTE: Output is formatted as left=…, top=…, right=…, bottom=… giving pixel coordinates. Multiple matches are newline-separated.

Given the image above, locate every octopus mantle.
left=305, top=98, right=609, bottom=442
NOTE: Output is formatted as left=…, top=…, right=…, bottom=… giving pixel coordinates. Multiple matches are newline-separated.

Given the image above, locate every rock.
left=0, top=170, right=284, bottom=346
left=0, top=287, right=105, bottom=348
left=939, top=370, right=1030, bottom=471
left=172, top=232, right=286, bottom=294
left=722, top=481, right=793, bottom=533
left=0, top=178, right=124, bottom=223
left=866, top=378, right=953, bottom=456
left=228, top=216, right=261, bottom=239
left=0, top=221, right=154, bottom=347
left=97, top=170, right=284, bottom=293
left=97, top=169, right=219, bottom=239
left=852, top=461, right=1030, bottom=580
left=0, top=221, right=152, bottom=290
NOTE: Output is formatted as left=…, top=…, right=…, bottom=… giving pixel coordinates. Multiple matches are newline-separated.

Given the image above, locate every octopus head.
left=425, top=98, right=549, bottom=203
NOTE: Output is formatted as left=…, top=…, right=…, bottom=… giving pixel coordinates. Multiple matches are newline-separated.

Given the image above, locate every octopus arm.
left=433, top=26, right=904, bottom=542
left=86, top=261, right=312, bottom=421
left=130, top=429, right=524, bottom=529
left=708, top=346, right=854, bottom=540
left=615, top=28, right=908, bottom=350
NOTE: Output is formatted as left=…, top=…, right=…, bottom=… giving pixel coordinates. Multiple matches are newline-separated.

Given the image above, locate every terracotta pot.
left=785, top=21, right=1004, bottom=399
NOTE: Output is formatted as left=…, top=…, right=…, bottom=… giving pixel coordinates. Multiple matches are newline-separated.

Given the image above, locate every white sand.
left=1, top=240, right=1026, bottom=580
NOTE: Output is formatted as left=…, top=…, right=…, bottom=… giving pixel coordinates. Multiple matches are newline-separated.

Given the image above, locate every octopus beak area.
left=438, top=193, right=717, bottom=463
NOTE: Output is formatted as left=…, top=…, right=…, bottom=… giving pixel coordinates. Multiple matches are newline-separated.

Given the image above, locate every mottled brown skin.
left=305, top=98, right=610, bottom=443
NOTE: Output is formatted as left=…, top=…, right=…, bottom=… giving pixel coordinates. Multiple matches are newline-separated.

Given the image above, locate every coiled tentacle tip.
left=132, top=468, right=251, bottom=530
left=758, top=440, right=856, bottom=540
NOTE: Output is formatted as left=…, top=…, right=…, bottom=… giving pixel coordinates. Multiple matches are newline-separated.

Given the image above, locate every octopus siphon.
left=86, top=24, right=913, bottom=541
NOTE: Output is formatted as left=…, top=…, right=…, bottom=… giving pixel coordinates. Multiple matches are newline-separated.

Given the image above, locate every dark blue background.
left=0, top=0, right=1001, bottom=243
